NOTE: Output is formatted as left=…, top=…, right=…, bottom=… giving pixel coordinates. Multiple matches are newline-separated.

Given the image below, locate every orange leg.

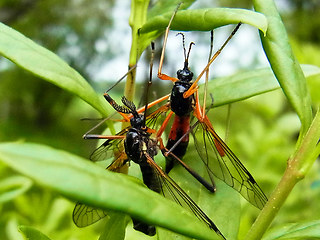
left=84, top=134, right=126, bottom=140
left=183, top=23, right=242, bottom=101
left=192, top=91, right=226, bottom=157
left=203, top=115, right=226, bottom=157
left=157, top=5, right=180, bottom=83
left=156, top=111, right=174, bottom=138
left=135, top=94, right=170, bottom=114
left=193, top=90, right=205, bottom=122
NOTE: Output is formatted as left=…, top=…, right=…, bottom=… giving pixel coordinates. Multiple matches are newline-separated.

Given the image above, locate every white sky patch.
left=94, top=0, right=131, bottom=82
left=93, top=2, right=270, bottom=86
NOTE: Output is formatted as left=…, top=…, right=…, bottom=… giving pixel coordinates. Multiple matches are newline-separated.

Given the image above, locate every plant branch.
left=125, top=0, right=150, bottom=101
left=245, top=109, right=320, bottom=240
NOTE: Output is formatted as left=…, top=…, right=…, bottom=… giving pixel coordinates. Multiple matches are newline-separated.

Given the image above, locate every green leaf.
left=205, top=64, right=320, bottom=107
left=162, top=144, right=241, bottom=240
left=141, top=8, right=268, bottom=33
left=253, top=0, right=313, bottom=139
left=18, top=226, right=52, bottom=240
left=0, top=22, right=109, bottom=116
left=138, top=8, right=268, bottom=59
left=0, top=142, right=221, bottom=240
left=0, top=176, right=32, bottom=203
left=262, top=220, right=320, bottom=240
left=147, top=0, right=195, bottom=19
left=98, top=213, right=127, bottom=240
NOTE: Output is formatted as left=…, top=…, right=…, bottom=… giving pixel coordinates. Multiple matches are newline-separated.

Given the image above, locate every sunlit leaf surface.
left=0, top=142, right=222, bottom=240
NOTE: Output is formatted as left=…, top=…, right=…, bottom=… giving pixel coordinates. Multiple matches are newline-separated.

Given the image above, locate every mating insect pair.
left=73, top=6, right=268, bottom=240
left=73, top=58, right=225, bottom=237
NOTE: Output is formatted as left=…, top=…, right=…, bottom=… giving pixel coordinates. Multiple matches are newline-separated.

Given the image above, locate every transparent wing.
left=89, top=128, right=128, bottom=162
left=192, top=117, right=267, bottom=209
left=73, top=153, right=129, bottom=227
left=144, top=153, right=225, bottom=239
left=73, top=202, right=108, bottom=227
left=145, top=103, right=171, bottom=130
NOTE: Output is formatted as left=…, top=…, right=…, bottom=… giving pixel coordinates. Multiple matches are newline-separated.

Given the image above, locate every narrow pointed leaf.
left=139, top=8, right=267, bottom=64
left=0, top=176, right=32, bottom=203
left=0, top=22, right=108, bottom=116
left=253, top=0, right=313, bottom=138
left=141, top=8, right=268, bottom=33
left=0, top=142, right=220, bottom=240
left=205, top=64, right=320, bottom=107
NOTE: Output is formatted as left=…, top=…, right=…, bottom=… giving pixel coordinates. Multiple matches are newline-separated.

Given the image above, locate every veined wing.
left=145, top=102, right=171, bottom=130
left=89, top=128, right=128, bottom=162
left=144, top=152, right=226, bottom=240
left=73, top=153, right=129, bottom=227
left=192, top=116, right=268, bottom=209
left=73, top=203, right=107, bottom=227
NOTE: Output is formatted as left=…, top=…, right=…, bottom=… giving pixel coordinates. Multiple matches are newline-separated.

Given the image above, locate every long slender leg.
left=157, top=138, right=216, bottom=192
left=202, top=30, right=214, bottom=118
left=156, top=111, right=174, bottom=138
left=105, top=64, right=137, bottom=93
left=183, top=23, right=242, bottom=99
left=135, top=94, right=170, bottom=115
left=84, top=135, right=125, bottom=140
left=157, top=5, right=180, bottom=82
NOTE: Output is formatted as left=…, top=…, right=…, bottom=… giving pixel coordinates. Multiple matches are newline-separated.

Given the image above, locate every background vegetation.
left=0, top=0, right=319, bottom=239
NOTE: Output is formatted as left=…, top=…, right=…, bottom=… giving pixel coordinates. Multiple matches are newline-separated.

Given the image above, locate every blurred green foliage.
left=0, top=0, right=319, bottom=240
left=0, top=0, right=116, bottom=157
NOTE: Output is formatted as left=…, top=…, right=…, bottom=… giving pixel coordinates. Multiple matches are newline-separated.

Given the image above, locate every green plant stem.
left=125, top=0, right=150, bottom=101
left=248, top=1, right=318, bottom=238
left=117, top=0, right=150, bottom=173
left=245, top=109, right=320, bottom=240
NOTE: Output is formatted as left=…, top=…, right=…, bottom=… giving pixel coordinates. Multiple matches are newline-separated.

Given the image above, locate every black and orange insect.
left=146, top=7, right=268, bottom=209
